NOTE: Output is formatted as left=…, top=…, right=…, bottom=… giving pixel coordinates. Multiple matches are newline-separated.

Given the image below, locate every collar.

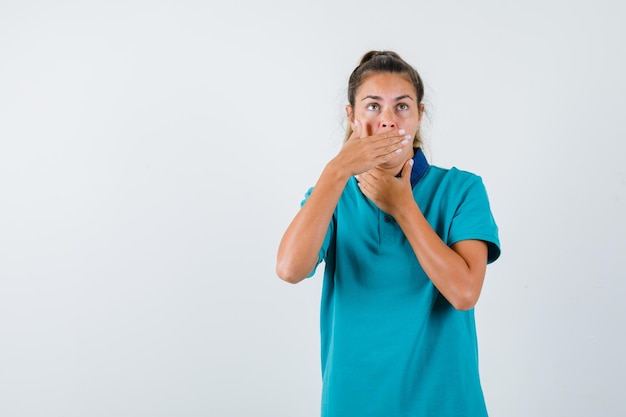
left=398, top=147, right=429, bottom=187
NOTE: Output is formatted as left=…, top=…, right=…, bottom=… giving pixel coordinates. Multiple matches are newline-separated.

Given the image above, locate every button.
left=384, top=216, right=391, bottom=223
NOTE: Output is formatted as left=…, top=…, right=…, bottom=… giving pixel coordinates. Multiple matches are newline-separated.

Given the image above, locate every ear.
left=345, top=105, right=354, bottom=126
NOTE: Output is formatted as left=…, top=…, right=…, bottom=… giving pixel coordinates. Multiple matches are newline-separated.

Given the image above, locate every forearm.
left=276, top=159, right=351, bottom=283
left=393, top=202, right=487, bottom=310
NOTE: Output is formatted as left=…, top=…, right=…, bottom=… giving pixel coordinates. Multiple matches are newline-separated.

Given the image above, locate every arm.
left=357, top=160, right=488, bottom=310
left=276, top=121, right=411, bottom=283
left=275, top=160, right=350, bottom=283
left=394, top=204, right=488, bottom=310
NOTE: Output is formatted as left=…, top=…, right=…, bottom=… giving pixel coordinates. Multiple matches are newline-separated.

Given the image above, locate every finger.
left=348, top=119, right=362, bottom=141
left=371, top=135, right=411, bottom=159
left=401, top=158, right=414, bottom=181
left=355, top=119, right=370, bottom=139
left=367, top=167, right=383, bottom=180
left=356, top=172, right=372, bottom=194
left=371, top=130, right=411, bottom=151
left=356, top=169, right=375, bottom=187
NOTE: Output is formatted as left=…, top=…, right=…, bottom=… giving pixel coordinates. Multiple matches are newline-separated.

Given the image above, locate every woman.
left=276, top=50, right=501, bottom=417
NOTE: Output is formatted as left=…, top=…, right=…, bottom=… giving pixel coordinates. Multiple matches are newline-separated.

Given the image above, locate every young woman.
left=276, top=50, right=501, bottom=417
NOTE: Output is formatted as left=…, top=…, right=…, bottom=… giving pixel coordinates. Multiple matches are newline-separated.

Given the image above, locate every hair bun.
left=359, top=50, right=402, bottom=65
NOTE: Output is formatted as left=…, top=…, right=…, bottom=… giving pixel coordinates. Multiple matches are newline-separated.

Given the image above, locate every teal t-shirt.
left=304, top=155, right=501, bottom=417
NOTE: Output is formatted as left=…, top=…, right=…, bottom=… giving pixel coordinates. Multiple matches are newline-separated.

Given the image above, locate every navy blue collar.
left=397, top=147, right=429, bottom=187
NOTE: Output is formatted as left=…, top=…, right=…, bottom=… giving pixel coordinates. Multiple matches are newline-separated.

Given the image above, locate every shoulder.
left=425, top=166, right=500, bottom=263
left=428, top=164, right=482, bottom=180
left=421, top=165, right=487, bottom=195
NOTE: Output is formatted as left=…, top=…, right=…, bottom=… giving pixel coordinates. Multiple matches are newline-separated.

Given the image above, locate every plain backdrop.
left=1, top=0, right=625, bottom=416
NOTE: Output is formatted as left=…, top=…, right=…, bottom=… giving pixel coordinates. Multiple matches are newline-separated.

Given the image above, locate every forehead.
left=356, top=72, right=415, bottom=98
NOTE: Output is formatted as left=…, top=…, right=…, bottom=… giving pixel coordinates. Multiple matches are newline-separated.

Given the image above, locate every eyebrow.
left=361, top=94, right=415, bottom=102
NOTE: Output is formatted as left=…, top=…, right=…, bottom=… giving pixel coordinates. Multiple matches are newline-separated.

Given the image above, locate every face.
left=347, top=72, right=424, bottom=164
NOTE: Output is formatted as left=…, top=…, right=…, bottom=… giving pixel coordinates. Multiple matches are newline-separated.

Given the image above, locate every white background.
left=1, top=1, right=625, bottom=416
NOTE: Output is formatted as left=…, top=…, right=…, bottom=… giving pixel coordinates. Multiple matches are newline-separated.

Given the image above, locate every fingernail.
left=395, top=149, right=402, bottom=154
left=405, top=135, right=412, bottom=140
left=402, top=139, right=410, bottom=145
left=398, top=129, right=405, bottom=134
left=409, top=159, right=414, bottom=166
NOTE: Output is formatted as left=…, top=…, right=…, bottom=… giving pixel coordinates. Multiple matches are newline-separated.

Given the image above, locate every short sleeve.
left=447, top=176, right=501, bottom=264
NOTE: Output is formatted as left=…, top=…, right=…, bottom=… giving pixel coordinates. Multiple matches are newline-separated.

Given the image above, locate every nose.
left=379, top=109, right=396, bottom=129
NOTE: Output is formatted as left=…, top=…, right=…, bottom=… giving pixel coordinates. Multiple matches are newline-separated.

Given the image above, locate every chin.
left=380, top=150, right=412, bottom=170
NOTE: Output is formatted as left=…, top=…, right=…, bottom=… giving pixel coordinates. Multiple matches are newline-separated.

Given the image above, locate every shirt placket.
left=379, top=210, right=395, bottom=245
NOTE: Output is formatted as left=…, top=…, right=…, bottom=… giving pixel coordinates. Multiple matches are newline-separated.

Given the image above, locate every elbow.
left=275, top=260, right=307, bottom=284
left=451, top=298, right=477, bottom=311
left=446, top=269, right=485, bottom=311
left=449, top=289, right=481, bottom=311
left=276, top=249, right=317, bottom=284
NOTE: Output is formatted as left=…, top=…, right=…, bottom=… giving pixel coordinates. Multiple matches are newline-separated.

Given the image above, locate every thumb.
left=354, top=119, right=370, bottom=138
left=401, top=158, right=414, bottom=182
left=348, top=119, right=361, bottom=141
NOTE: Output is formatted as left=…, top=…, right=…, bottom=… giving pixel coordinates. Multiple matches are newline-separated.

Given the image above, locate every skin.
left=276, top=72, right=488, bottom=310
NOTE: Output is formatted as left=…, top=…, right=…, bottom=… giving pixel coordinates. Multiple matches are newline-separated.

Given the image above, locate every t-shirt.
left=303, top=150, right=501, bottom=417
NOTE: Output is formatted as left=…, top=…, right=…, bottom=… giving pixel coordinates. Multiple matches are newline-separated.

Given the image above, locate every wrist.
left=325, top=158, right=353, bottom=183
left=391, top=196, right=420, bottom=222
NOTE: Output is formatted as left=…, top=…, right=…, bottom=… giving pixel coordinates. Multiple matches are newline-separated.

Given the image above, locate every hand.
left=356, top=158, right=415, bottom=216
left=333, top=120, right=411, bottom=177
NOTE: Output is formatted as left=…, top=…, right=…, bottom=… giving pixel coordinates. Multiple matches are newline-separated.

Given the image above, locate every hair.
left=345, top=50, right=425, bottom=147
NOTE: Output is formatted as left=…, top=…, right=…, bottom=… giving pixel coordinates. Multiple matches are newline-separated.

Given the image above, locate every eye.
left=397, top=103, right=409, bottom=111
left=366, top=103, right=380, bottom=111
